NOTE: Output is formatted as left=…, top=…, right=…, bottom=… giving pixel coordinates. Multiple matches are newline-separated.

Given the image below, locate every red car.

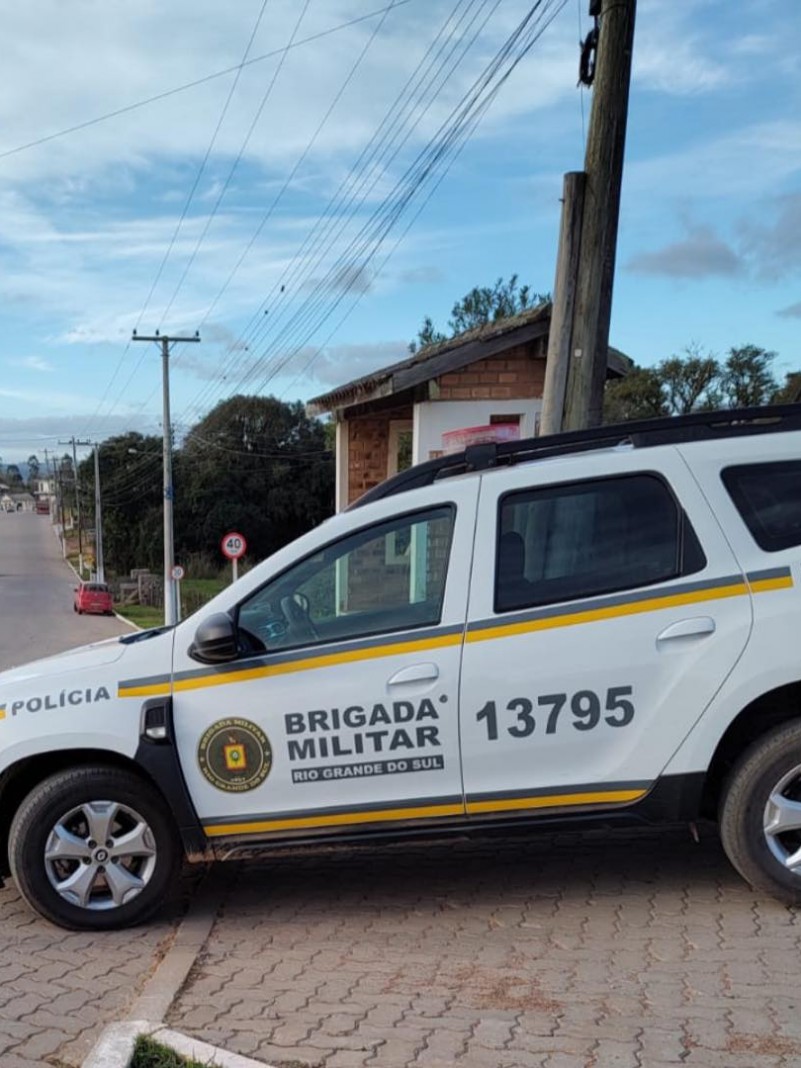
left=73, top=582, right=114, bottom=616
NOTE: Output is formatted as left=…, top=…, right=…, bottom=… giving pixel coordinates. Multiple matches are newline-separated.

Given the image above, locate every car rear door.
left=458, top=446, right=753, bottom=822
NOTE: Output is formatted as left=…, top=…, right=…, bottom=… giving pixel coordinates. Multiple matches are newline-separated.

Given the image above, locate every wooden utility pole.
left=132, top=329, right=200, bottom=627
left=545, top=0, right=637, bottom=433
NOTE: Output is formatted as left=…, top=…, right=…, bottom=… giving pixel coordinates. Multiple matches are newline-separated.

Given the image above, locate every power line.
left=144, top=0, right=274, bottom=333
left=0, top=3, right=411, bottom=163
left=178, top=0, right=491, bottom=422
left=221, top=0, right=564, bottom=404
left=155, top=0, right=314, bottom=332
left=78, top=1, right=412, bottom=440
left=280, top=0, right=567, bottom=397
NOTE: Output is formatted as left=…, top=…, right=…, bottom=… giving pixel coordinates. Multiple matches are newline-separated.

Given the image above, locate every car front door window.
left=238, top=506, right=455, bottom=653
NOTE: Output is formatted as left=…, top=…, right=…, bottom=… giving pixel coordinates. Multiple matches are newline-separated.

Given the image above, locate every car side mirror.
left=190, top=612, right=239, bottom=664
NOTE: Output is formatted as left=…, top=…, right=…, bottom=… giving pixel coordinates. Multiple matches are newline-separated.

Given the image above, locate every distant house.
left=308, top=302, right=632, bottom=510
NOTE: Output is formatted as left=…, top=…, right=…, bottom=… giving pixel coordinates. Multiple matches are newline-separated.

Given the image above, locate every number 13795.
left=476, top=686, right=635, bottom=741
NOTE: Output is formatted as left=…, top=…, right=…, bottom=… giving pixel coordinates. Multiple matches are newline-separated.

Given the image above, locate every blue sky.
left=0, top=0, right=798, bottom=465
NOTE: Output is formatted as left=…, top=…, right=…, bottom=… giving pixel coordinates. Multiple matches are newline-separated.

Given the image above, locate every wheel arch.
left=701, top=680, right=801, bottom=819
left=0, top=749, right=145, bottom=877
left=0, top=729, right=208, bottom=878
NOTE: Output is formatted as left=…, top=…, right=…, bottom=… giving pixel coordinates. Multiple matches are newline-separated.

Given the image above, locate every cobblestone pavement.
left=0, top=879, right=187, bottom=1068
left=168, top=825, right=801, bottom=1068
left=0, top=840, right=214, bottom=1068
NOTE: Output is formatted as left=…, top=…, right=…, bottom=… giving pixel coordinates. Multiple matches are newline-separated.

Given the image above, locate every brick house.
left=308, top=302, right=631, bottom=511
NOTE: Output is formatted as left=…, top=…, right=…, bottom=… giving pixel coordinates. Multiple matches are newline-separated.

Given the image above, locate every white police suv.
left=2, top=406, right=801, bottom=929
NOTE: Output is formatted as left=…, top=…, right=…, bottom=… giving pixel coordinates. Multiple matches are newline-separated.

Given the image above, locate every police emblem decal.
left=198, top=718, right=272, bottom=792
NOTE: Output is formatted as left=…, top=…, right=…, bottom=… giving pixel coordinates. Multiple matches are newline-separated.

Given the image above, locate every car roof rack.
left=350, top=404, right=801, bottom=509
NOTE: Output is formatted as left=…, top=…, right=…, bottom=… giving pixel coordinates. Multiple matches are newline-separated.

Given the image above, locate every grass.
left=117, top=604, right=165, bottom=630
left=116, top=577, right=228, bottom=631
left=131, top=1036, right=209, bottom=1068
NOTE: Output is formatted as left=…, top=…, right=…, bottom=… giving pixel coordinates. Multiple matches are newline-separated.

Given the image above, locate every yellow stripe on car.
left=203, top=786, right=646, bottom=839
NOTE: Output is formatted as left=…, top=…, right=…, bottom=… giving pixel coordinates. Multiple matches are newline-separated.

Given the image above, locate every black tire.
left=9, top=765, right=181, bottom=930
left=719, top=720, right=801, bottom=906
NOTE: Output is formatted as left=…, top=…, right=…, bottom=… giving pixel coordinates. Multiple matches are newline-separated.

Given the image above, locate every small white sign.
left=171, top=564, right=185, bottom=581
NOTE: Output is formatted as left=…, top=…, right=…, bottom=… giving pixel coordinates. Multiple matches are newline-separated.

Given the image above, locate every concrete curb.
left=82, top=1022, right=274, bottom=1068
left=80, top=867, right=271, bottom=1068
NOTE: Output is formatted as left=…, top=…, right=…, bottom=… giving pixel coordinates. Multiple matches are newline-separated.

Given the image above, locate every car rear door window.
left=495, top=473, right=706, bottom=612
left=722, top=461, right=801, bottom=552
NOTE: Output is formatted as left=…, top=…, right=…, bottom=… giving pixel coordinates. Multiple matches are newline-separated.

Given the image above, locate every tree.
left=27, top=455, right=40, bottom=483
left=658, top=346, right=721, bottom=415
left=773, top=371, right=801, bottom=404
left=719, top=345, right=778, bottom=408
left=603, top=366, right=667, bottom=424
left=176, top=395, right=334, bottom=564
left=604, top=342, right=800, bottom=424
left=409, top=275, right=549, bottom=352
left=78, top=433, right=163, bottom=574
left=5, top=464, right=22, bottom=484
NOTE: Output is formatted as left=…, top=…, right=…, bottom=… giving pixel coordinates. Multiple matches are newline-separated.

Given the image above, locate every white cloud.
left=627, top=225, right=742, bottom=278
left=626, top=120, right=801, bottom=202
left=8, top=355, right=54, bottom=372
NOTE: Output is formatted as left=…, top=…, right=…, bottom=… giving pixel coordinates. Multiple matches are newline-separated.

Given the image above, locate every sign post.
left=171, top=564, right=185, bottom=622
left=221, top=531, right=247, bottom=584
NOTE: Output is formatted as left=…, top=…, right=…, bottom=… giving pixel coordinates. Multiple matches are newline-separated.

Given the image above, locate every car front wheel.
left=9, top=766, right=181, bottom=929
left=720, top=720, right=801, bottom=905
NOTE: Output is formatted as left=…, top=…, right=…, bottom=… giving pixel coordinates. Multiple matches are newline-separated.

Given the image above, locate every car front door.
left=458, top=448, right=753, bottom=822
left=172, top=482, right=478, bottom=844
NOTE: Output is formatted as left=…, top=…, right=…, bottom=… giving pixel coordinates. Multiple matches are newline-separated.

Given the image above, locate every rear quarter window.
left=722, top=461, right=801, bottom=552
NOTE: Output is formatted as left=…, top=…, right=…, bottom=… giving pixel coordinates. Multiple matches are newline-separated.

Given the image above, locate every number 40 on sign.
left=221, top=531, right=247, bottom=582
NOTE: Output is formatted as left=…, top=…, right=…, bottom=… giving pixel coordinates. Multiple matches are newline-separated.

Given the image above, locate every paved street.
left=0, top=512, right=129, bottom=669
left=0, top=512, right=181, bottom=1068
left=3, top=513, right=801, bottom=1067
left=169, top=828, right=801, bottom=1068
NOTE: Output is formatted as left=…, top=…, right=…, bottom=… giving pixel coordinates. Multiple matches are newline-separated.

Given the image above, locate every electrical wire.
left=0, top=3, right=411, bottom=163
left=222, top=0, right=564, bottom=403
left=178, top=0, right=492, bottom=422
left=280, top=0, right=567, bottom=396
left=79, top=2, right=410, bottom=440
left=155, top=0, right=314, bottom=332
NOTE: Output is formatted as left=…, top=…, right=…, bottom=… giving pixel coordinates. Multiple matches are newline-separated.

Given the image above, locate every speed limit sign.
left=221, top=532, right=247, bottom=560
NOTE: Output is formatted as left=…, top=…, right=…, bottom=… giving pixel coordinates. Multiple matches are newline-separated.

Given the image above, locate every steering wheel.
left=280, top=592, right=318, bottom=642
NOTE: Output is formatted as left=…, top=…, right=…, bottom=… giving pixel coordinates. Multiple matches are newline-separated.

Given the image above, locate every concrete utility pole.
left=542, top=0, right=637, bottom=433
left=93, top=443, right=105, bottom=584
left=132, top=330, right=200, bottom=627
left=59, top=436, right=92, bottom=574
left=540, top=172, right=586, bottom=436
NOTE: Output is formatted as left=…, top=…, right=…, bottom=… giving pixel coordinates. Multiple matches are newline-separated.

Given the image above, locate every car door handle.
left=657, top=617, right=716, bottom=643
left=387, top=663, right=440, bottom=686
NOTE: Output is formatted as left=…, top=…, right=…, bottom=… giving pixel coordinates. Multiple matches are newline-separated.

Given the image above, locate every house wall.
left=345, top=403, right=413, bottom=506
left=340, top=341, right=547, bottom=507
left=413, top=342, right=546, bottom=462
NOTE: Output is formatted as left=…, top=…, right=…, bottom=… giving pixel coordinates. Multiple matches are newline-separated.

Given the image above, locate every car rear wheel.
left=719, top=720, right=801, bottom=905
left=9, top=766, right=181, bottom=930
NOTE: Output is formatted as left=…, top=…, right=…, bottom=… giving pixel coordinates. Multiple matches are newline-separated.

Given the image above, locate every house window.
left=387, top=420, right=414, bottom=562
left=387, top=420, right=413, bottom=477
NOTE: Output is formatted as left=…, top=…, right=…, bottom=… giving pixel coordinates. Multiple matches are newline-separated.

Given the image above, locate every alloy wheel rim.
left=44, top=800, right=157, bottom=910
left=763, top=763, right=801, bottom=875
